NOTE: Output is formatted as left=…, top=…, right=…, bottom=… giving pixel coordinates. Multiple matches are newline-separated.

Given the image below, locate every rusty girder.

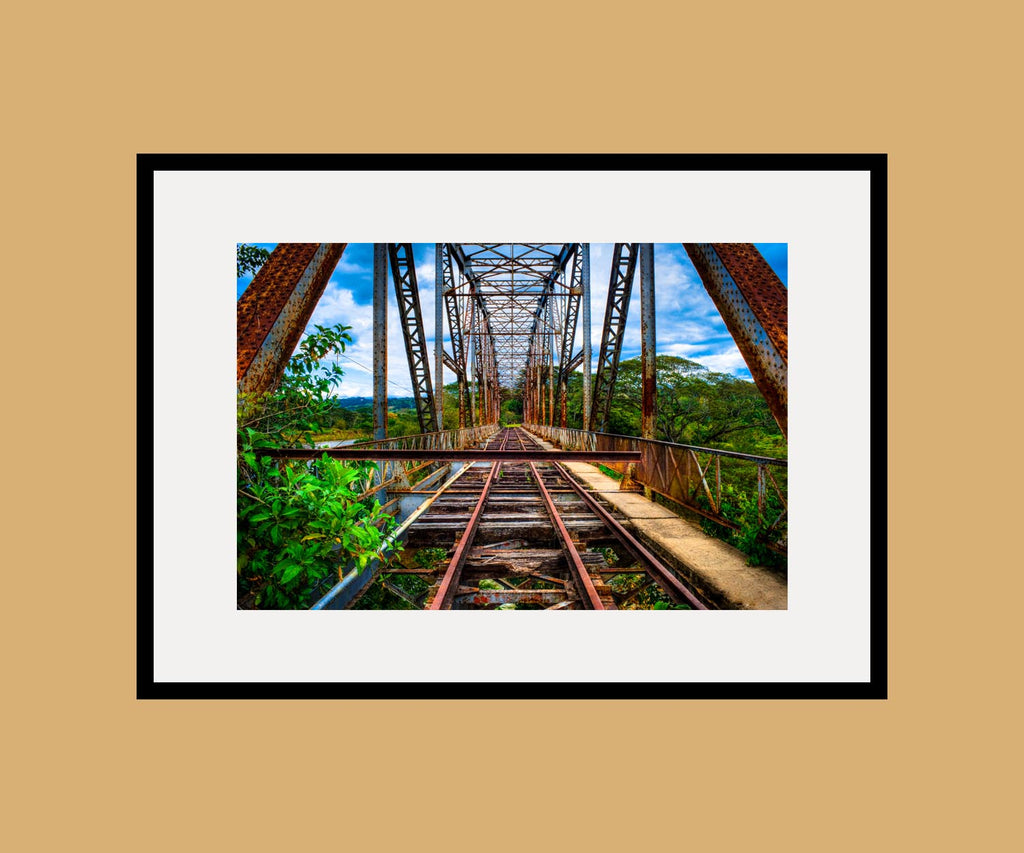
left=439, top=243, right=469, bottom=428
left=639, top=243, right=657, bottom=442
left=557, top=245, right=583, bottom=428
left=682, top=243, right=788, bottom=436
left=387, top=243, right=437, bottom=433
left=591, top=243, right=638, bottom=432
left=236, top=243, right=346, bottom=394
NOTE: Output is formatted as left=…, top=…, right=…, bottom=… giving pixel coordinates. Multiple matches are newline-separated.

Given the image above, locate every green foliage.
left=237, top=243, right=271, bottom=279
left=237, top=324, right=396, bottom=609
left=607, top=573, right=680, bottom=609
left=414, top=547, right=449, bottom=571
left=601, top=356, right=785, bottom=453
left=353, top=572, right=428, bottom=610
left=499, top=395, right=523, bottom=426
left=697, top=485, right=787, bottom=572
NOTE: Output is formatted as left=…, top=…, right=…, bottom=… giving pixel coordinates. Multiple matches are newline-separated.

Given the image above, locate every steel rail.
left=527, top=462, right=606, bottom=610
left=429, top=462, right=502, bottom=610
left=550, top=461, right=708, bottom=610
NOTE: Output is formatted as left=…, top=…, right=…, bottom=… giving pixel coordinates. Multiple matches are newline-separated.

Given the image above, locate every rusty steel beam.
left=556, top=248, right=580, bottom=428
left=547, top=296, right=555, bottom=426
left=237, top=243, right=346, bottom=394
left=435, top=243, right=444, bottom=431
left=468, top=293, right=478, bottom=427
left=581, top=243, right=592, bottom=431
left=388, top=244, right=437, bottom=433
left=683, top=243, right=788, bottom=436
left=591, top=243, right=638, bottom=432
left=453, top=589, right=566, bottom=607
left=373, top=244, right=388, bottom=441
left=259, top=449, right=643, bottom=462
left=639, top=243, right=657, bottom=442
left=429, top=462, right=502, bottom=610
left=440, top=243, right=469, bottom=428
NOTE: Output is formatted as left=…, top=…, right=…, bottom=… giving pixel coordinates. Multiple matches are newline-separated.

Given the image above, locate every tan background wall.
left=4, top=2, right=1018, bottom=850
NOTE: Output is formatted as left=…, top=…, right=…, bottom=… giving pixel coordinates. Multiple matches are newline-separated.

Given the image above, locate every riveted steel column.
left=237, top=242, right=346, bottom=394
left=547, top=296, right=555, bottom=426
left=581, top=243, right=592, bottom=431
left=557, top=246, right=581, bottom=429
left=468, top=297, right=478, bottom=427
left=373, top=243, right=388, bottom=441
left=683, top=243, right=788, bottom=437
left=535, top=342, right=542, bottom=427
left=639, top=243, right=657, bottom=442
left=435, top=243, right=444, bottom=431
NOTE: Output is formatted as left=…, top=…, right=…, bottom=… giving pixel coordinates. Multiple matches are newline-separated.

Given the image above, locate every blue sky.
left=237, top=243, right=787, bottom=398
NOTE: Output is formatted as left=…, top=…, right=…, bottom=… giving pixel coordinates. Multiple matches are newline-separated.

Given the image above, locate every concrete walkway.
left=534, top=438, right=787, bottom=609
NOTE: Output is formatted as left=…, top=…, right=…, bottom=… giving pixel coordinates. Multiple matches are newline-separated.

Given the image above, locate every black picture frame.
left=138, top=152, right=887, bottom=700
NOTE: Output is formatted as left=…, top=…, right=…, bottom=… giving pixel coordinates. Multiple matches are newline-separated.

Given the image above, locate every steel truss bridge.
left=237, top=243, right=788, bottom=610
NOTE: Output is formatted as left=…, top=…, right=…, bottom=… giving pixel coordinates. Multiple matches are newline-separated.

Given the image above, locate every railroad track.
left=396, top=427, right=708, bottom=610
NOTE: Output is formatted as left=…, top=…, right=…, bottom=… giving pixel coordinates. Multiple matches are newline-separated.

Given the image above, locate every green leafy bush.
left=697, top=485, right=787, bottom=572
left=237, top=325, right=395, bottom=609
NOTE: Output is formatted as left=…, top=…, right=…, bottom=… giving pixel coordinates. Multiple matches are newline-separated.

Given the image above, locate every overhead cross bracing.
left=448, top=243, right=579, bottom=388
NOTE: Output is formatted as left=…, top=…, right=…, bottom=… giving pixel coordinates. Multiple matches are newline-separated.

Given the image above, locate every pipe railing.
left=524, top=423, right=787, bottom=551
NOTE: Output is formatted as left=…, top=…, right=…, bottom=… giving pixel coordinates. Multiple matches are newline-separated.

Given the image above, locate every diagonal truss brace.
left=387, top=243, right=437, bottom=433
left=443, top=243, right=471, bottom=427
left=237, top=243, right=347, bottom=395
left=557, top=244, right=583, bottom=427
left=683, top=243, right=788, bottom=437
left=591, top=243, right=638, bottom=432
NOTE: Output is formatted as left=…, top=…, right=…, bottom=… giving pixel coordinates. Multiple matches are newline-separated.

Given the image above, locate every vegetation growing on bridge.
left=237, top=324, right=395, bottom=609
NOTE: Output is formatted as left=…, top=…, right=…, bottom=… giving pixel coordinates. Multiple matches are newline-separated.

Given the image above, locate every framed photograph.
left=139, top=153, right=885, bottom=699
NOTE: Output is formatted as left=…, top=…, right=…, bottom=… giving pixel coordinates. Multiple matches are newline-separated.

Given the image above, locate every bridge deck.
left=529, top=437, right=788, bottom=610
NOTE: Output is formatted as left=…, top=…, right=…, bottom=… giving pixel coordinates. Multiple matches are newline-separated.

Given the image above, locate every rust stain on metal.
left=709, top=243, right=788, bottom=362
left=682, top=243, right=788, bottom=436
left=237, top=243, right=346, bottom=393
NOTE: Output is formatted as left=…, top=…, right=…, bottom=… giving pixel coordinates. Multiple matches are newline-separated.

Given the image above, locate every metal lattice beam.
left=591, top=243, right=638, bottom=432
left=557, top=244, right=583, bottom=428
left=439, top=243, right=469, bottom=428
left=387, top=243, right=436, bottom=433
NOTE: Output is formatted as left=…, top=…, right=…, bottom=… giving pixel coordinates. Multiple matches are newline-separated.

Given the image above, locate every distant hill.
left=330, top=396, right=417, bottom=410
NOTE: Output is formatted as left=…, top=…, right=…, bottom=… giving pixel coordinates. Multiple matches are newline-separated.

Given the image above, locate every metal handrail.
left=523, top=424, right=786, bottom=466
left=524, top=422, right=787, bottom=549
